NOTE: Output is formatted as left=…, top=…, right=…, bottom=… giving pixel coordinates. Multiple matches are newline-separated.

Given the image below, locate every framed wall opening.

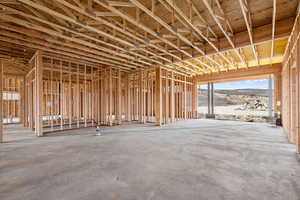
left=198, top=78, right=276, bottom=122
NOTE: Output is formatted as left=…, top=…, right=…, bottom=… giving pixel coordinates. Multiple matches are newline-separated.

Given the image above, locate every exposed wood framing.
left=239, top=0, right=259, bottom=66
left=0, top=0, right=294, bottom=74
left=282, top=10, right=300, bottom=153
left=0, top=0, right=298, bottom=156
left=202, top=0, right=246, bottom=67
left=2, top=53, right=195, bottom=137
left=195, top=63, right=282, bottom=83
left=34, top=51, right=43, bottom=136
left=271, top=0, right=277, bottom=62
left=0, top=59, right=3, bottom=142
left=2, top=75, right=23, bottom=124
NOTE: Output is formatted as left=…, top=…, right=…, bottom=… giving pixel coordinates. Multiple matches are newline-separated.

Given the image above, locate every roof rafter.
left=202, top=0, right=247, bottom=68
left=239, top=0, right=259, bottom=66
left=17, top=0, right=161, bottom=65
left=271, top=0, right=277, bottom=63
left=162, top=0, right=234, bottom=70
left=0, top=10, right=150, bottom=68
left=129, top=0, right=224, bottom=70
left=46, top=0, right=173, bottom=64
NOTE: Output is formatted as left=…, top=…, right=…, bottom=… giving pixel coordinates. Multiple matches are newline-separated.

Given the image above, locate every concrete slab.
left=1, top=120, right=300, bottom=200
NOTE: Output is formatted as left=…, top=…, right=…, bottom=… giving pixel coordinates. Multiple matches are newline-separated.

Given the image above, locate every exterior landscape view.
left=198, top=80, right=272, bottom=122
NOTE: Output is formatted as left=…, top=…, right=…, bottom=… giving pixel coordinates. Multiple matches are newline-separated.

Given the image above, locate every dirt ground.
left=199, top=105, right=270, bottom=122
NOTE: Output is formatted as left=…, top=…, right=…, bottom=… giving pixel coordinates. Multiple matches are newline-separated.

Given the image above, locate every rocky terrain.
left=198, top=88, right=271, bottom=122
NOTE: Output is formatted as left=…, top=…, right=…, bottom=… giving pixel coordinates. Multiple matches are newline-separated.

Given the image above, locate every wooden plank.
left=0, top=59, right=3, bottom=142
left=50, top=59, right=54, bottom=130
left=296, top=27, right=300, bottom=153
left=192, top=79, right=198, bottom=118
left=24, top=76, right=28, bottom=126
left=165, top=71, right=169, bottom=123
left=76, top=64, right=80, bottom=128
left=117, top=68, right=122, bottom=124
left=170, top=72, right=175, bottom=122
left=126, top=73, right=131, bottom=121
left=84, top=65, right=87, bottom=127
left=195, top=63, right=282, bottom=83
left=108, top=67, right=112, bottom=126
left=68, top=62, right=72, bottom=128
left=184, top=76, right=187, bottom=119
left=155, top=67, right=162, bottom=126
left=139, top=70, right=143, bottom=123
left=60, top=61, right=63, bottom=130
left=34, top=51, right=43, bottom=137
left=238, top=0, right=259, bottom=65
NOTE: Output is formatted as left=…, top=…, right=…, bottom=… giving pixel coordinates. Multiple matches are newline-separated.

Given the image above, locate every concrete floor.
left=1, top=119, right=300, bottom=200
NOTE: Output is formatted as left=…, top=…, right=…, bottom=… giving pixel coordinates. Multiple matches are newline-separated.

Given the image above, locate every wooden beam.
left=271, top=0, right=277, bottom=62
left=162, top=0, right=230, bottom=69
left=184, top=76, right=187, bottom=119
left=165, top=71, right=169, bottom=123
left=1, top=3, right=155, bottom=66
left=0, top=19, right=139, bottom=69
left=131, top=0, right=225, bottom=69
left=0, top=59, right=3, bottom=142
left=108, top=67, right=112, bottom=126
left=192, top=79, right=198, bottom=118
left=95, top=12, right=118, bottom=17
left=34, top=51, right=43, bottom=137
left=17, top=0, right=134, bottom=49
left=239, top=0, right=259, bottom=66
left=117, top=68, right=122, bottom=124
left=49, top=0, right=170, bottom=64
left=195, top=63, right=282, bottom=83
left=170, top=72, right=175, bottom=122
left=200, top=18, right=293, bottom=59
left=155, top=67, right=162, bottom=126
left=202, top=0, right=246, bottom=67
left=95, top=0, right=188, bottom=61
left=274, top=73, right=282, bottom=114
left=126, top=73, right=131, bottom=121
left=108, top=1, right=134, bottom=7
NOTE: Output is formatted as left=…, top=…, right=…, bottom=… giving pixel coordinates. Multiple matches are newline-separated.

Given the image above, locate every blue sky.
left=201, top=79, right=269, bottom=90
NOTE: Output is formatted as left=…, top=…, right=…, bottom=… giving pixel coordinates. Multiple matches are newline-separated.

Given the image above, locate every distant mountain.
left=198, top=88, right=269, bottom=106
left=199, top=88, right=269, bottom=97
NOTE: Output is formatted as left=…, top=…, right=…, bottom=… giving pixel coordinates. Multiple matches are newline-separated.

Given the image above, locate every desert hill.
left=199, top=88, right=269, bottom=106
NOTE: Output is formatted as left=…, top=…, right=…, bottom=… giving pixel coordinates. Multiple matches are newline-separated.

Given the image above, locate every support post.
left=184, top=76, right=187, bottom=119
left=165, top=72, right=169, bottom=123
left=211, top=83, right=214, bottom=115
left=297, top=64, right=300, bottom=154
left=0, top=60, right=3, bottom=142
left=297, top=68, right=300, bottom=154
left=170, top=72, right=175, bottom=122
left=60, top=61, right=63, bottom=130
left=207, top=83, right=211, bottom=115
left=139, top=70, right=143, bottom=123
left=84, top=65, right=87, bottom=127
left=155, top=67, right=162, bottom=126
left=126, top=73, right=131, bottom=121
left=24, top=76, right=28, bottom=127
left=192, top=80, right=198, bottom=118
left=20, top=76, right=25, bottom=125
left=296, top=36, right=300, bottom=154
left=117, top=69, right=122, bottom=124
left=68, top=63, right=72, bottom=128
left=108, top=67, right=112, bottom=126
left=76, top=64, right=80, bottom=128
left=274, top=73, right=282, bottom=116
left=207, top=82, right=215, bottom=118
left=35, top=51, right=43, bottom=137
left=268, top=77, right=273, bottom=120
